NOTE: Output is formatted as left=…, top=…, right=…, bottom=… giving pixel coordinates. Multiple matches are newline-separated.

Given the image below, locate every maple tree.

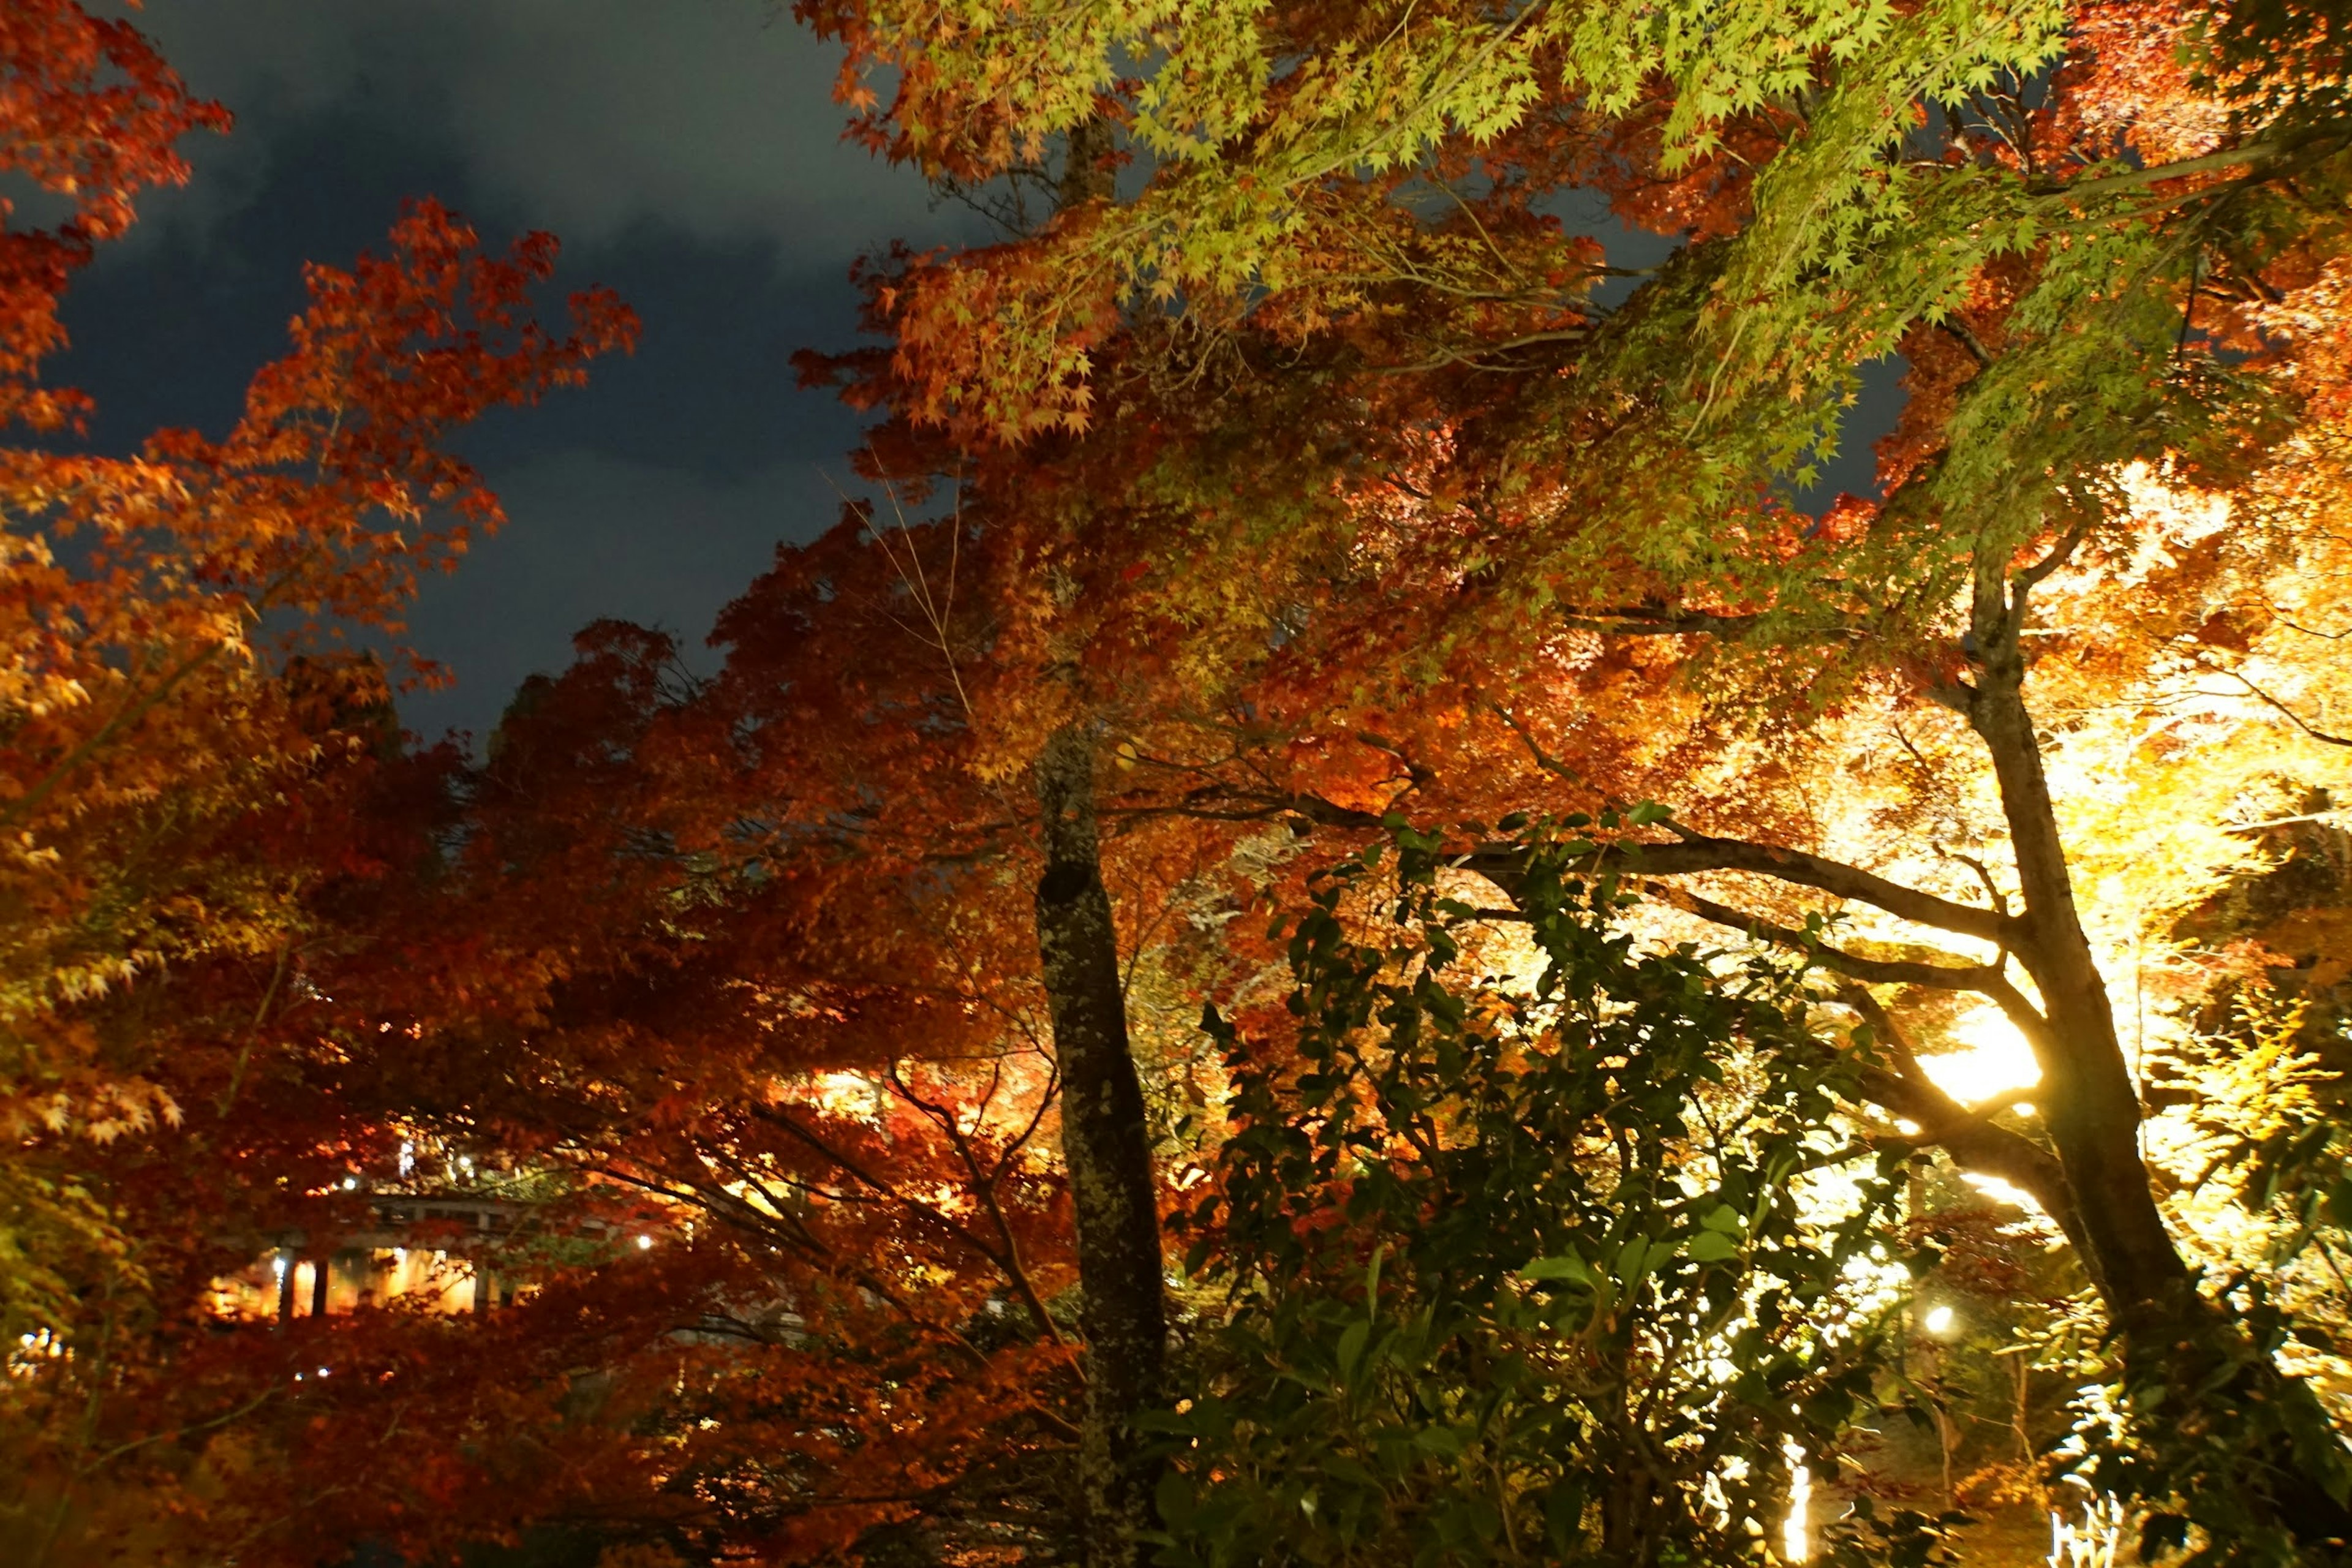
left=341, top=488, right=1267, bottom=1562
left=786, top=0, right=2352, bottom=1559
left=13, top=1, right=2352, bottom=1565
left=0, top=4, right=636, bottom=1560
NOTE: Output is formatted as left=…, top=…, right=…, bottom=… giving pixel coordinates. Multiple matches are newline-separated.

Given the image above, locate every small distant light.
left=1923, top=1305, right=1957, bottom=1336
left=635, top=1235, right=654, bottom=1251
left=273, top=1255, right=287, bottom=1279
left=317, top=1367, right=331, bottom=1378
left=343, top=1177, right=358, bottom=1191
left=293, top=1372, right=304, bottom=1381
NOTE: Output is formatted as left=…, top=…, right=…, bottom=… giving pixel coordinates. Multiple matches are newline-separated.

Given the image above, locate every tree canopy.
left=7, top=2, right=2352, bottom=1566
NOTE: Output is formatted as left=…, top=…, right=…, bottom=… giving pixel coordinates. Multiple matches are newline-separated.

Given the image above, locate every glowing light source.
left=1961, top=1170, right=2047, bottom=1216
left=1782, top=1439, right=1812, bottom=1562
left=2049, top=1490, right=2127, bottom=1566
left=810, top=1071, right=874, bottom=1116
left=1923, top=1304, right=1957, bottom=1336
left=1918, top=1005, right=2041, bottom=1106
left=635, top=1235, right=655, bottom=1251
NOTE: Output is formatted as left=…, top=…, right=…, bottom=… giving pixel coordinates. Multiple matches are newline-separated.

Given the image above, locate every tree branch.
left=2030, top=132, right=2344, bottom=204
left=1456, top=829, right=2023, bottom=948
left=1838, top=987, right=2085, bottom=1251
left=1648, top=882, right=2015, bottom=992
left=2204, top=662, right=2352, bottom=747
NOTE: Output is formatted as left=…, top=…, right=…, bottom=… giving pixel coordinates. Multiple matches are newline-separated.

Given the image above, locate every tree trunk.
left=1965, top=562, right=2352, bottom=1549
left=1034, top=720, right=1167, bottom=1568
left=1962, top=568, right=2188, bottom=1315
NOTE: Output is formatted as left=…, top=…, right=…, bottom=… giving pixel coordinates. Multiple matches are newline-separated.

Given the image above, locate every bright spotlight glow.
left=636, top=1235, right=654, bottom=1251
left=1923, top=1304, right=1956, bottom=1336
left=810, top=1071, right=873, bottom=1116
left=2049, top=1491, right=2128, bottom=1566
left=316, top=1367, right=330, bottom=1378
left=1782, top=1439, right=1812, bottom=1562
left=1918, top=1005, right=2041, bottom=1106
left=1961, top=1171, right=2047, bottom=1215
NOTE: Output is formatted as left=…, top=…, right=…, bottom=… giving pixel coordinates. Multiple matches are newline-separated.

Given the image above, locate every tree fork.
left=1965, top=560, right=2352, bottom=1548
left=1961, top=564, right=2185, bottom=1312
left=1033, top=721, right=1169, bottom=1567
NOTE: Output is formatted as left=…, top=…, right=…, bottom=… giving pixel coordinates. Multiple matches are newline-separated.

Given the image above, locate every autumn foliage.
left=10, top=2, right=2352, bottom=1567
left=1, top=2, right=643, bottom=1560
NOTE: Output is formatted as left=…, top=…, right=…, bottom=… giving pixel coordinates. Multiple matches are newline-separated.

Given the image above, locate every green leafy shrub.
left=1156, top=821, right=1959, bottom=1566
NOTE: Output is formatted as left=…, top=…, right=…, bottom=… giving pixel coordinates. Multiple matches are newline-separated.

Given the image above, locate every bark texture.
left=1034, top=722, right=1167, bottom=1568
left=1962, top=564, right=2187, bottom=1311
left=1963, top=560, right=2352, bottom=1551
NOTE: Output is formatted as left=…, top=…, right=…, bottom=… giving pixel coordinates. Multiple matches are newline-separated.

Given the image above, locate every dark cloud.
left=64, top=2, right=968, bottom=741
left=116, top=0, right=941, bottom=263
left=61, top=5, right=1900, bottom=744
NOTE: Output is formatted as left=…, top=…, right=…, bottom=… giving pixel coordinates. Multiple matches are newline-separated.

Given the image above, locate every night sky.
left=65, top=2, right=1897, bottom=744
left=64, top=0, right=989, bottom=740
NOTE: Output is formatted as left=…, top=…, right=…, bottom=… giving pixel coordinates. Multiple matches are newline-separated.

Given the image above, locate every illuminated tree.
left=797, top=0, right=2352, bottom=1555
left=0, top=6, right=635, bottom=1560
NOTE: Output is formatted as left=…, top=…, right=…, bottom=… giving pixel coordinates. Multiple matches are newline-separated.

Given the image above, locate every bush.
left=1156, top=822, right=1961, bottom=1567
